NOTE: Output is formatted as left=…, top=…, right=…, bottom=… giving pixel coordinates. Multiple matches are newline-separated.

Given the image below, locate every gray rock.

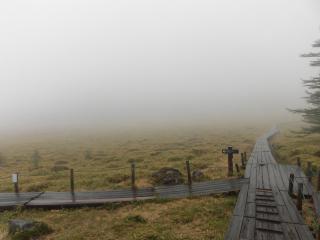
left=9, top=219, right=35, bottom=234
left=152, top=167, right=184, bottom=185
left=8, top=219, right=53, bottom=239
left=192, top=169, right=204, bottom=181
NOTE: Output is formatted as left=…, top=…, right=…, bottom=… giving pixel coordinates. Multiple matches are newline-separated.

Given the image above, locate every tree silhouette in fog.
left=290, top=38, right=320, bottom=133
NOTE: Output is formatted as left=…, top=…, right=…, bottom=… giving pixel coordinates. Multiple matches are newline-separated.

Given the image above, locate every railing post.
left=12, top=173, right=19, bottom=194
left=296, top=157, right=301, bottom=167
left=297, top=182, right=303, bottom=211
left=70, top=169, right=74, bottom=195
left=288, top=173, right=294, bottom=196
left=235, top=163, right=240, bottom=175
left=307, top=161, right=312, bottom=182
left=317, top=170, right=320, bottom=192
left=131, top=162, right=136, bottom=189
left=241, top=153, right=245, bottom=169
left=186, top=160, right=192, bottom=186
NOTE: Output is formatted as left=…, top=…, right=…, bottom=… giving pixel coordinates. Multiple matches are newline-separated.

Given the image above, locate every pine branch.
left=313, top=40, right=320, bottom=47
left=311, top=60, right=320, bottom=66
left=301, top=52, right=320, bottom=57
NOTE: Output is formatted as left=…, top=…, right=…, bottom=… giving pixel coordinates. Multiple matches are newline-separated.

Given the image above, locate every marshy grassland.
left=0, top=125, right=266, bottom=239
left=271, top=122, right=320, bottom=176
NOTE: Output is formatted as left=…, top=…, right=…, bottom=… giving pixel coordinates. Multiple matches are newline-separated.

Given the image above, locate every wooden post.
left=307, top=162, right=312, bottom=182
left=296, top=157, right=301, bottom=167
left=288, top=173, right=294, bottom=196
left=12, top=173, right=19, bottom=194
left=131, top=162, right=136, bottom=189
left=235, top=163, right=240, bottom=175
left=70, top=169, right=74, bottom=194
left=241, top=153, right=245, bottom=169
left=297, top=182, right=303, bottom=211
left=228, top=153, right=233, bottom=176
left=222, top=146, right=239, bottom=177
left=317, top=170, right=320, bottom=192
left=244, top=152, right=247, bottom=163
left=186, top=160, right=192, bottom=186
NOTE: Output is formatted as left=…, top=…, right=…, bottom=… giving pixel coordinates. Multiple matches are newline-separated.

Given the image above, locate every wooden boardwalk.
left=0, top=178, right=248, bottom=210
left=225, top=128, right=314, bottom=239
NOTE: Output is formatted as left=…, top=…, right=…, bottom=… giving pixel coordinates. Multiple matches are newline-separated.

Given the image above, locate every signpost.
left=222, top=146, right=239, bottom=176
left=12, top=173, right=19, bottom=194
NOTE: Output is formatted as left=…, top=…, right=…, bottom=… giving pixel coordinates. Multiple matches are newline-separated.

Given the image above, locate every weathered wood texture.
left=0, top=178, right=248, bottom=210
left=225, top=127, right=314, bottom=240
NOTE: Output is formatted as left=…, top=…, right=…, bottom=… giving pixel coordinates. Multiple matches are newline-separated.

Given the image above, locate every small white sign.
left=12, top=173, right=18, bottom=183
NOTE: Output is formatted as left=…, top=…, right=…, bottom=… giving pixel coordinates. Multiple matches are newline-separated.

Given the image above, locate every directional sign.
left=222, top=146, right=239, bottom=155
left=222, top=146, right=239, bottom=177
left=12, top=173, right=18, bottom=183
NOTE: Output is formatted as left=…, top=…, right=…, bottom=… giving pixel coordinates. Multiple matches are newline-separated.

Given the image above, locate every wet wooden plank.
left=262, top=164, right=271, bottom=189
left=245, top=202, right=255, bottom=218
left=0, top=179, right=248, bottom=209
left=224, top=215, right=243, bottom=240
left=281, top=223, right=302, bottom=240
left=257, top=165, right=264, bottom=189
left=239, top=217, right=255, bottom=239
left=249, top=164, right=257, bottom=190
left=224, top=128, right=314, bottom=240
left=279, top=190, right=304, bottom=224
left=233, top=184, right=249, bottom=216
left=295, top=224, right=314, bottom=240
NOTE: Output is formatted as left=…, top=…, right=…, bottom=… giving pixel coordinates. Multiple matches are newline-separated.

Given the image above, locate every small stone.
left=9, top=219, right=35, bottom=234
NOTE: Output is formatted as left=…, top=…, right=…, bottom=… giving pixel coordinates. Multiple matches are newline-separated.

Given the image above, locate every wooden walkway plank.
left=233, top=183, right=249, bottom=216
left=225, top=128, right=314, bottom=240
left=224, top=215, right=243, bottom=239
left=0, top=178, right=248, bottom=210
left=239, top=217, right=255, bottom=239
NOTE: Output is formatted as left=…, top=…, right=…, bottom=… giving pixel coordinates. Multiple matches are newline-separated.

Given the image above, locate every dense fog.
left=1, top=0, right=320, bottom=134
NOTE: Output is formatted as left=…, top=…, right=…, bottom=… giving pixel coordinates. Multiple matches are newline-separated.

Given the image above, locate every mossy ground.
left=0, top=125, right=266, bottom=239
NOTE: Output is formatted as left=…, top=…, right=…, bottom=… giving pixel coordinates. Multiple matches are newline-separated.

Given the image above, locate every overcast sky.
left=0, top=0, right=320, bottom=133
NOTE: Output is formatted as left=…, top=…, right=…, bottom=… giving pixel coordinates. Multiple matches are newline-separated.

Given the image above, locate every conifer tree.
left=290, top=38, right=320, bottom=133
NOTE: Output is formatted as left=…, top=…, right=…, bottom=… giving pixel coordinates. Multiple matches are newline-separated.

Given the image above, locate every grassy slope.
left=0, top=125, right=265, bottom=239
left=271, top=122, right=320, bottom=174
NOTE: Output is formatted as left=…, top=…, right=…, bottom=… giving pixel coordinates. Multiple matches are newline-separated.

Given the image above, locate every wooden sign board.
left=12, top=173, right=18, bottom=183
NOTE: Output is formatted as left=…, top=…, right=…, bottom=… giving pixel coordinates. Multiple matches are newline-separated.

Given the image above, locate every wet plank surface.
left=225, top=128, right=314, bottom=240
left=0, top=178, right=248, bottom=209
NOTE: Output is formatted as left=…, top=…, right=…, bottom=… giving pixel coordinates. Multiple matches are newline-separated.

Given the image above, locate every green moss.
left=125, top=215, right=147, bottom=224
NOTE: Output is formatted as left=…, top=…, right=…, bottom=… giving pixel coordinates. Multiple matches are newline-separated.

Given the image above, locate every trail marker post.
left=235, top=163, right=240, bottom=175
left=307, top=162, right=312, bottom=182
left=241, top=153, right=245, bottom=169
left=222, top=146, right=239, bottom=176
left=297, top=157, right=301, bottom=167
left=288, top=173, right=294, bottom=196
left=131, top=162, right=136, bottom=190
left=317, top=170, right=320, bottom=192
left=70, top=169, right=74, bottom=195
left=186, top=160, right=192, bottom=186
left=297, top=183, right=303, bottom=211
left=12, top=173, right=19, bottom=194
